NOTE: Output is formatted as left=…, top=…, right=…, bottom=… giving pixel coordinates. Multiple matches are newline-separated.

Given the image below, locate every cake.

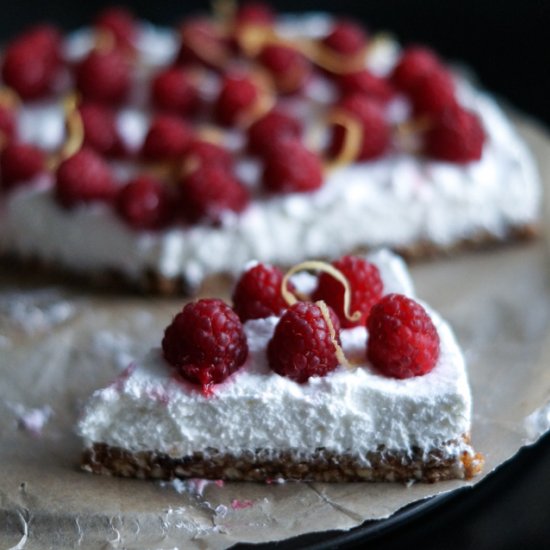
left=78, top=249, right=484, bottom=482
left=0, top=4, right=540, bottom=293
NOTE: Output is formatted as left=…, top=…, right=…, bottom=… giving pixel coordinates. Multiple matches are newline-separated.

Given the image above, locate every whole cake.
left=0, top=4, right=540, bottom=292
left=78, top=250, right=483, bottom=482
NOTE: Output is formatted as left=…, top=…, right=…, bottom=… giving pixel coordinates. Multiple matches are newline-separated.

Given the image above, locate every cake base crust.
left=81, top=439, right=484, bottom=483
left=0, top=222, right=539, bottom=295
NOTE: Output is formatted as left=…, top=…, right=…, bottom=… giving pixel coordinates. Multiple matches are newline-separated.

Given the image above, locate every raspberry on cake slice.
left=78, top=249, right=483, bottom=482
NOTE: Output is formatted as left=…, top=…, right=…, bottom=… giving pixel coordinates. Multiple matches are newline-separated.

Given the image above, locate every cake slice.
left=78, top=250, right=483, bottom=482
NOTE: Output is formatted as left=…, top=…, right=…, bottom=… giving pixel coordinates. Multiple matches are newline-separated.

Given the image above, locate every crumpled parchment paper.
left=0, top=116, right=549, bottom=549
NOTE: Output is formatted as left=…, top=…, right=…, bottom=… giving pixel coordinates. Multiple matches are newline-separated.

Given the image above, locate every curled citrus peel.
left=46, top=93, right=84, bottom=170
left=323, top=109, right=363, bottom=170
left=280, top=260, right=358, bottom=370
left=316, top=300, right=351, bottom=369
left=0, top=88, right=20, bottom=150
left=237, top=70, right=276, bottom=127
left=394, top=116, right=433, bottom=154
left=94, top=29, right=117, bottom=53
left=281, top=261, right=361, bottom=322
left=60, top=93, right=84, bottom=159
left=181, top=22, right=230, bottom=69
left=300, top=40, right=368, bottom=75
left=0, top=87, right=20, bottom=110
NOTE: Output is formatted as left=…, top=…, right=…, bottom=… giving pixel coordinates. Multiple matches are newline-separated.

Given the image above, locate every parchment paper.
left=0, top=116, right=549, bottom=549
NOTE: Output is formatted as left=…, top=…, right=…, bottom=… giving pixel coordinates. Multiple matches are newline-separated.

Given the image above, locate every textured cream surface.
left=78, top=250, right=472, bottom=459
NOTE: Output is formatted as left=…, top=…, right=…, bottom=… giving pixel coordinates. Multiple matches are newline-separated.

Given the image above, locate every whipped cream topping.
left=78, top=250, right=473, bottom=460
left=0, top=17, right=541, bottom=288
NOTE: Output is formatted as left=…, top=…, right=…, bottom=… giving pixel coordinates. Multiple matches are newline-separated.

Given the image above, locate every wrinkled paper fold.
left=0, top=117, right=549, bottom=549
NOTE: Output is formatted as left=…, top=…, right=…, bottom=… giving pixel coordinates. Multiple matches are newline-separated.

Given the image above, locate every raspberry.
left=366, top=293, right=440, bottom=379
left=162, top=298, right=248, bottom=387
left=75, top=49, right=131, bottom=105
left=322, top=20, right=368, bottom=56
left=235, top=2, right=275, bottom=26
left=184, top=139, right=234, bottom=171
left=258, top=44, right=311, bottom=94
left=79, top=103, right=126, bottom=157
left=0, top=142, right=45, bottom=191
left=214, top=74, right=259, bottom=127
left=55, top=148, right=116, bottom=208
left=116, top=175, right=175, bottom=230
left=151, top=67, right=199, bottom=116
left=410, top=69, right=456, bottom=116
left=262, top=138, right=323, bottom=194
left=312, top=256, right=384, bottom=328
left=391, top=46, right=441, bottom=93
left=141, top=115, right=194, bottom=161
left=246, top=109, right=302, bottom=157
left=1, top=25, right=62, bottom=100
left=95, top=6, right=137, bottom=51
left=337, top=70, right=395, bottom=104
left=425, top=105, right=485, bottom=163
left=267, top=301, right=341, bottom=383
left=176, top=18, right=228, bottom=70
left=329, top=94, right=390, bottom=160
left=232, top=263, right=295, bottom=322
left=179, top=165, right=249, bottom=224
left=0, top=105, right=17, bottom=143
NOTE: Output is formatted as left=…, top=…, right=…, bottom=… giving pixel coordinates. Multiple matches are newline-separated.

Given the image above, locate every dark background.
left=1, top=0, right=549, bottom=127
left=2, top=1, right=550, bottom=548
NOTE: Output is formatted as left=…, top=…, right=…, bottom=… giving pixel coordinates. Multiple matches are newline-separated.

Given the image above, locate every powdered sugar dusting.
left=161, top=478, right=224, bottom=498
left=0, top=289, right=76, bottom=334
left=8, top=403, right=53, bottom=437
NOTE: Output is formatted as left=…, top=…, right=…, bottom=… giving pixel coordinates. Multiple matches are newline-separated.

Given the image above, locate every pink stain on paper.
left=231, top=499, right=254, bottom=510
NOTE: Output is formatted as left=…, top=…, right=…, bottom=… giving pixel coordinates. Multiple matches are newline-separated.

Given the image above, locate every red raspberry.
left=176, top=18, right=228, bottom=70
left=162, top=298, right=248, bottom=388
left=179, top=165, right=249, bottom=224
left=337, top=70, right=395, bottom=104
left=329, top=94, right=390, bottom=161
left=151, top=67, right=199, bottom=116
left=425, top=105, right=485, bottom=163
left=246, top=109, right=302, bottom=157
left=232, top=263, right=295, bottom=322
left=95, top=6, right=137, bottom=51
left=258, top=44, right=311, bottom=94
left=410, top=69, right=456, bottom=116
left=262, top=138, right=323, bottom=194
left=366, top=293, right=440, bottom=379
left=312, top=256, right=384, bottom=328
left=141, top=115, right=194, bottom=161
left=116, top=175, right=175, bottom=230
left=235, top=2, right=275, bottom=26
left=55, top=148, right=117, bottom=208
left=79, top=103, right=126, bottom=157
left=184, top=139, right=234, bottom=171
left=214, top=74, right=259, bottom=127
left=322, top=20, right=368, bottom=56
left=0, top=143, right=45, bottom=191
left=267, top=301, right=341, bottom=383
left=75, top=50, right=131, bottom=105
left=0, top=105, right=17, bottom=143
left=1, top=25, right=62, bottom=100
left=391, top=46, right=441, bottom=93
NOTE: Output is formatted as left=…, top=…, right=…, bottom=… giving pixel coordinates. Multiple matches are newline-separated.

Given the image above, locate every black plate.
left=235, top=431, right=550, bottom=549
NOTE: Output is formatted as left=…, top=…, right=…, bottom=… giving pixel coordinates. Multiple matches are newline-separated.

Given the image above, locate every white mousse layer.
left=0, top=18, right=540, bottom=288
left=78, top=250, right=472, bottom=460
